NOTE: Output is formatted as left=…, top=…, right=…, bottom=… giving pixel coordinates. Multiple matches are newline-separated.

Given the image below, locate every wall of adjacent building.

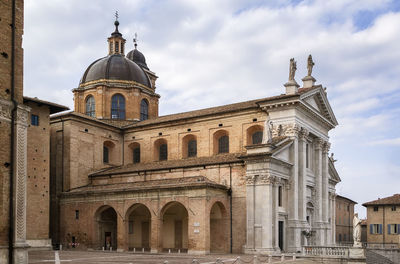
left=0, top=0, right=24, bottom=262
left=367, top=205, right=400, bottom=244
left=25, top=101, right=52, bottom=248
left=335, top=197, right=355, bottom=244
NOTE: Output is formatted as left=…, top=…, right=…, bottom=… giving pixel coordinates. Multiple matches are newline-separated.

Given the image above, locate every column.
left=332, top=195, right=336, bottom=245
left=298, top=128, right=309, bottom=221
left=314, top=138, right=324, bottom=245
left=322, top=142, right=330, bottom=245
left=13, top=105, right=30, bottom=263
left=116, top=210, right=126, bottom=252
left=274, top=182, right=279, bottom=251
left=259, top=175, right=274, bottom=252
left=245, top=175, right=256, bottom=250
left=150, top=212, right=159, bottom=253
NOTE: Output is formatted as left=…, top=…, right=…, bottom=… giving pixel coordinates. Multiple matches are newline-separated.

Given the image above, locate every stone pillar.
left=116, top=212, right=125, bottom=252
left=245, top=175, right=256, bottom=249
left=150, top=213, right=159, bottom=253
left=273, top=183, right=279, bottom=251
left=332, top=195, right=336, bottom=245
left=13, top=105, right=30, bottom=263
left=322, top=142, right=330, bottom=244
left=314, top=138, right=324, bottom=245
left=298, top=128, right=309, bottom=221
left=259, top=175, right=274, bottom=252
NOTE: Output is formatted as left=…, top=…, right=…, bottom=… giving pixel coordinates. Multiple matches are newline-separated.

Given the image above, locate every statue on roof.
left=289, top=58, right=297, bottom=81
left=307, top=54, right=315, bottom=77
left=263, top=115, right=273, bottom=144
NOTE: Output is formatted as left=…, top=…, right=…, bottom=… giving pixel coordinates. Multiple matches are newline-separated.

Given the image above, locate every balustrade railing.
left=303, top=245, right=349, bottom=258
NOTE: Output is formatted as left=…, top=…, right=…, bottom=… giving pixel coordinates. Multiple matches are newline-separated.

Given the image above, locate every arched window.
left=85, top=95, right=95, bottom=117
left=252, top=131, right=263, bottom=144
left=103, top=146, right=109, bottom=163
left=133, top=146, right=140, bottom=163
left=218, top=135, right=229, bottom=154
left=111, top=94, right=125, bottom=119
left=140, top=99, right=148, bottom=121
left=159, top=144, right=168, bottom=161
left=188, top=140, right=197, bottom=157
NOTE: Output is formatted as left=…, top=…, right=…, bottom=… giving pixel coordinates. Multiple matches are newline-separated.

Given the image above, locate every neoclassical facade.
left=49, top=20, right=341, bottom=254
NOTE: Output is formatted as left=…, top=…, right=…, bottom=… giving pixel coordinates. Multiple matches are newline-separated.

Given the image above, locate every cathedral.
left=46, top=18, right=341, bottom=254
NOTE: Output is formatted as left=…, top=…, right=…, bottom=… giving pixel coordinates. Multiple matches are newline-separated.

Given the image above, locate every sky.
left=23, top=0, right=400, bottom=219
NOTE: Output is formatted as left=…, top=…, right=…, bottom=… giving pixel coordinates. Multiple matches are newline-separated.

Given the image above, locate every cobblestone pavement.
left=28, top=250, right=318, bottom=264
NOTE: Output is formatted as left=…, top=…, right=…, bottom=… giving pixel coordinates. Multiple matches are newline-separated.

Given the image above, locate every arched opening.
left=111, top=94, right=126, bottom=119
left=246, top=125, right=263, bottom=145
left=94, top=206, right=117, bottom=250
left=182, top=134, right=197, bottom=158
left=213, top=130, right=229, bottom=155
left=103, top=141, right=116, bottom=164
left=140, top=99, right=149, bottom=121
left=126, top=204, right=151, bottom=251
left=85, top=95, right=95, bottom=117
left=128, top=142, right=140, bottom=164
left=154, top=138, right=168, bottom=161
left=210, top=202, right=228, bottom=253
left=161, top=202, right=188, bottom=252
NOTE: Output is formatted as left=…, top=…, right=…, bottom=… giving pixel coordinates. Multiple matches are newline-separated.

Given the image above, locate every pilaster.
left=13, top=104, right=30, bottom=263
left=314, top=138, right=324, bottom=245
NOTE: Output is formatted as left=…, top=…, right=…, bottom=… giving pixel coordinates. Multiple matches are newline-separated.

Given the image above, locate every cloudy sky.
left=24, top=0, right=400, bottom=218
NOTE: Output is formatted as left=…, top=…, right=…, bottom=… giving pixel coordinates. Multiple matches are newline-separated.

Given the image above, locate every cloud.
left=23, top=0, right=400, bottom=212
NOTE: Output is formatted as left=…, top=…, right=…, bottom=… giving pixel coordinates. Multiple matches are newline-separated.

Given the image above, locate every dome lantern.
left=107, top=11, right=126, bottom=55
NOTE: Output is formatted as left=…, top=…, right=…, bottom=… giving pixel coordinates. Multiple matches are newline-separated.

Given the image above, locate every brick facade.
left=335, top=195, right=356, bottom=244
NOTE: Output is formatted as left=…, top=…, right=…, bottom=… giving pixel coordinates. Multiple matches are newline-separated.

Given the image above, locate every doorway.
left=278, top=221, right=284, bottom=251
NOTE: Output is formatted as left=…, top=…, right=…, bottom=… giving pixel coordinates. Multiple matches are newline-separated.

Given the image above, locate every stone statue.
left=288, top=58, right=297, bottom=81
left=353, top=213, right=362, bottom=247
left=307, top=54, right=314, bottom=76
left=263, top=115, right=273, bottom=144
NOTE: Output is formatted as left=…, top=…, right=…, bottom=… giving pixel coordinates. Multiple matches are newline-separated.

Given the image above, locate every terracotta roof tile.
left=123, top=88, right=317, bottom=128
left=89, top=153, right=243, bottom=177
left=362, top=194, right=400, bottom=206
left=66, top=176, right=227, bottom=195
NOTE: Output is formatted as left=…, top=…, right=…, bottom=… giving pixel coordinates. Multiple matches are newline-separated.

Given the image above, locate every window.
left=218, top=135, right=229, bottom=153
left=75, top=210, right=79, bottom=220
left=188, top=140, right=197, bottom=157
left=252, top=131, right=263, bottom=145
left=370, top=224, right=382, bottom=234
left=278, top=186, right=282, bottom=207
left=110, top=42, right=113, bottom=54
left=344, top=234, right=347, bottom=241
left=115, top=41, right=119, bottom=53
left=85, top=95, right=95, bottom=117
left=338, top=234, right=342, bottom=242
left=129, top=220, right=134, bottom=234
left=392, top=206, right=396, bottom=211
left=306, top=143, right=309, bottom=168
left=111, top=94, right=125, bottom=119
left=103, top=146, right=109, bottom=163
left=159, top=144, right=167, bottom=161
left=31, top=114, right=39, bottom=126
left=388, top=224, right=400, bottom=234
left=373, top=206, right=379, bottom=212
left=133, top=147, right=140, bottom=163
left=347, top=205, right=350, bottom=212
left=140, top=99, right=148, bottom=121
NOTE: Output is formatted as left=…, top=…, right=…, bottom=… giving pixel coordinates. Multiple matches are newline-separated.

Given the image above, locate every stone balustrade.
left=303, top=245, right=349, bottom=258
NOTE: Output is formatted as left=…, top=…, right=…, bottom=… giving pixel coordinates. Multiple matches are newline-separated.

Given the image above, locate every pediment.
left=300, top=86, right=338, bottom=126
left=271, top=138, right=293, bottom=163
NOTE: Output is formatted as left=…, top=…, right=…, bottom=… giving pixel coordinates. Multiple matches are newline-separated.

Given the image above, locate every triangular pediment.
left=271, top=138, right=293, bottom=163
left=300, top=86, right=338, bottom=126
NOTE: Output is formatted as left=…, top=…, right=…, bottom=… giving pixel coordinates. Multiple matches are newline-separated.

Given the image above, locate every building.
left=335, top=195, right=356, bottom=244
left=0, top=0, right=29, bottom=263
left=363, top=194, right=400, bottom=246
left=23, top=97, right=68, bottom=250
left=48, top=18, right=341, bottom=254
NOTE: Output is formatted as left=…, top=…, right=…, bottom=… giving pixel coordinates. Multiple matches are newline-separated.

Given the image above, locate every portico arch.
left=94, top=206, right=117, bottom=250
left=125, top=203, right=151, bottom=251
left=210, top=202, right=229, bottom=252
left=160, top=202, right=188, bottom=252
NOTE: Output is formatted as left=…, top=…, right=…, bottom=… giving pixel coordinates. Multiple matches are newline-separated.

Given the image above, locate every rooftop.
left=23, top=96, right=69, bottom=114
left=362, top=194, right=400, bottom=206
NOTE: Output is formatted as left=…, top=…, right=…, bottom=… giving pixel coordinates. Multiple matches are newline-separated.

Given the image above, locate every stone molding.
left=314, top=138, right=324, bottom=150
left=0, top=98, right=13, bottom=122
left=322, top=141, right=331, bottom=154
left=298, top=127, right=309, bottom=141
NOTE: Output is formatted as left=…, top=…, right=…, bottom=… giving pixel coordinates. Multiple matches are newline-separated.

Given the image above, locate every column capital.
left=259, top=174, right=277, bottom=185
left=314, top=138, right=324, bottom=150
left=246, top=175, right=256, bottom=185
left=322, top=141, right=331, bottom=154
left=298, top=127, right=309, bottom=141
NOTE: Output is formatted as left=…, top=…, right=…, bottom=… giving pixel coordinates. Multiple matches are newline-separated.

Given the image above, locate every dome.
left=126, top=48, right=149, bottom=70
left=80, top=54, right=150, bottom=87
